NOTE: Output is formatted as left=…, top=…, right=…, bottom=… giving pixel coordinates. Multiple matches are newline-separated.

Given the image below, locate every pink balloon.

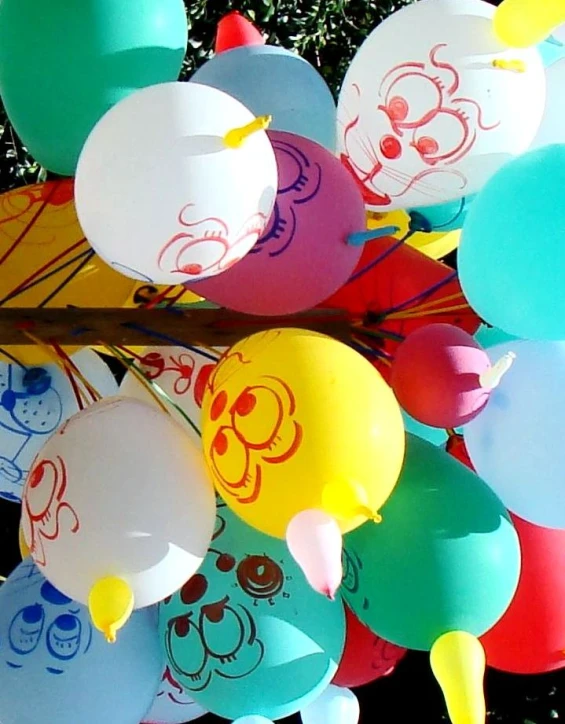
left=286, top=509, right=343, bottom=599
left=186, top=130, right=365, bottom=315
left=391, top=323, right=492, bottom=428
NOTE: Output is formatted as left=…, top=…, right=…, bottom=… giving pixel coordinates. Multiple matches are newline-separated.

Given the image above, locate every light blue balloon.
left=402, top=409, right=447, bottom=447
left=458, top=145, right=565, bottom=340
left=233, top=717, right=274, bottom=724
left=408, top=194, right=475, bottom=233
left=190, top=45, right=336, bottom=151
left=0, top=350, right=117, bottom=503
left=0, top=559, right=163, bottom=724
left=301, top=685, right=359, bottom=724
left=538, top=36, right=565, bottom=68
left=159, top=501, right=345, bottom=720
left=464, top=340, right=565, bottom=529
left=474, top=324, right=519, bottom=350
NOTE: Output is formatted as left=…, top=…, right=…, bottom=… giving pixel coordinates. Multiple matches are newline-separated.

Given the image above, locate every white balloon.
left=119, top=345, right=225, bottom=445
left=75, top=82, right=278, bottom=284
left=232, top=718, right=274, bottom=724
left=21, top=396, right=216, bottom=608
left=0, top=349, right=117, bottom=503
left=141, top=666, right=207, bottom=724
left=530, top=58, right=565, bottom=148
left=337, top=0, right=545, bottom=210
left=301, top=685, right=359, bottom=724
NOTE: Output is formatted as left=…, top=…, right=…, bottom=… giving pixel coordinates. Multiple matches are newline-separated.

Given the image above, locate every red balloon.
left=446, top=434, right=474, bottom=470
left=333, top=606, right=406, bottom=688
left=320, top=238, right=480, bottom=383
left=215, top=11, right=265, bottom=54
left=481, top=514, right=565, bottom=674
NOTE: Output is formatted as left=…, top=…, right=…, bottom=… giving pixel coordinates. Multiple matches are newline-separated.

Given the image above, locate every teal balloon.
left=159, top=502, right=345, bottom=720
left=459, top=145, right=565, bottom=340
left=0, top=559, right=163, bottom=724
left=474, top=324, right=519, bottom=350
left=190, top=45, right=337, bottom=151
left=342, top=435, right=520, bottom=651
left=402, top=410, right=447, bottom=447
left=408, top=194, right=475, bottom=233
left=0, top=0, right=187, bottom=175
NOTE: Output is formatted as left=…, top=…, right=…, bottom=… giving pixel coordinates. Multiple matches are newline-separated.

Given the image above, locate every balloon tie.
left=223, top=115, right=272, bottom=148
left=479, top=351, right=516, bottom=390
left=491, top=59, right=526, bottom=72
left=347, top=231, right=414, bottom=284
left=377, top=271, right=459, bottom=317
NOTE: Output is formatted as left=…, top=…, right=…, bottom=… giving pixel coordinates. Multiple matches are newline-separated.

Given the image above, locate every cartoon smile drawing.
left=251, top=139, right=322, bottom=257
left=2, top=561, right=93, bottom=676
left=158, top=205, right=267, bottom=280
left=0, top=365, right=63, bottom=502
left=340, top=43, right=499, bottom=207
left=140, top=351, right=197, bottom=396
left=21, top=456, right=80, bottom=567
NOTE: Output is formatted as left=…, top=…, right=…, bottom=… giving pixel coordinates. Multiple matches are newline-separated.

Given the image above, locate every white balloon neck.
left=480, top=351, right=516, bottom=390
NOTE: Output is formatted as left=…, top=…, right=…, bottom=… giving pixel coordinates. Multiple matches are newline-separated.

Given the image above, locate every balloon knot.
left=492, top=59, right=526, bottom=72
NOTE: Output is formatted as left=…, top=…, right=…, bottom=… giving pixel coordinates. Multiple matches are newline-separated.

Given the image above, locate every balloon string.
left=121, top=322, right=221, bottom=361
left=377, top=271, right=459, bottom=317
left=351, top=322, right=405, bottom=343
left=384, top=288, right=466, bottom=317
left=387, top=303, right=472, bottom=320
left=142, top=285, right=177, bottom=310
left=103, top=343, right=202, bottom=437
left=350, top=334, right=392, bottom=365
left=0, top=242, right=90, bottom=306
left=49, top=341, right=101, bottom=403
left=165, top=288, right=190, bottom=307
left=347, top=231, right=415, bottom=284
left=38, top=250, right=95, bottom=308
left=0, top=183, right=59, bottom=266
left=0, top=347, right=27, bottom=369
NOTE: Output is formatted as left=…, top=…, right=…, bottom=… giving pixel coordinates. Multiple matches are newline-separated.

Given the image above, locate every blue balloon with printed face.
left=159, top=501, right=346, bottom=721
left=0, top=559, right=163, bottom=724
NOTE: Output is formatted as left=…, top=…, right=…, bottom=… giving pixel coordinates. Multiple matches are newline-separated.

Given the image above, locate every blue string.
left=121, top=322, right=220, bottom=362
left=347, top=231, right=414, bottom=284
left=38, top=250, right=95, bottom=308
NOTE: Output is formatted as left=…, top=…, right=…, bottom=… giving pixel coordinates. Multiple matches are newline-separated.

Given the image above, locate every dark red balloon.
left=333, top=606, right=406, bottom=688
left=446, top=433, right=474, bottom=470
left=481, top=514, right=565, bottom=674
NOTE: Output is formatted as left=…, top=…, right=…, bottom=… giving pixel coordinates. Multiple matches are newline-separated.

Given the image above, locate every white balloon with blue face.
left=0, top=349, right=117, bottom=503
left=0, top=559, right=163, bottom=724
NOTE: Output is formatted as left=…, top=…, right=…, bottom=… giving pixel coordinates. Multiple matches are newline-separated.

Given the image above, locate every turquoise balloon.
left=408, top=194, right=475, bottom=233
left=0, top=0, right=187, bottom=175
left=474, top=324, right=519, bottom=349
left=342, top=435, right=520, bottom=651
left=458, top=145, right=565, bottom=340
left=402, top=409, right=447, bottom=447
left=159, top=502, right=345, bottom=720
left=0, top=559, right=163, bottom=724
left=190, top=45, right=337, bottom=151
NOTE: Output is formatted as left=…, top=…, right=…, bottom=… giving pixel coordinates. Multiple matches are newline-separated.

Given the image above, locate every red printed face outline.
left=140, top=351, right=197, bottom=396
left=158, top=205, right=267, bottom=278
left=21, top=456, right=80, bottom=567
left=206, top=375, right=303, bottom=505
left=340, top=43, right=500, bottom=206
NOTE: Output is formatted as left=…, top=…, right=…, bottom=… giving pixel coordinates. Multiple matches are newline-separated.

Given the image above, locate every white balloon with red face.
left=337, top=0, right=545, bottom=211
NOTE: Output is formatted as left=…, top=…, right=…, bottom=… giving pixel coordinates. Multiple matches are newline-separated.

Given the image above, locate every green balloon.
left=342, top=434, right=520, bottom=651
left=159, top=501, right=345, bottom=721
left=0, top=0, right=187, bottom=175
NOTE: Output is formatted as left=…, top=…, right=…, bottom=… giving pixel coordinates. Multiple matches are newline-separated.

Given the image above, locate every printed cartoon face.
left=0, top=561, right=92, bottom=676
left=141, top=665, right=207, bottom=724
left=158, top=205, right=267, bottom=281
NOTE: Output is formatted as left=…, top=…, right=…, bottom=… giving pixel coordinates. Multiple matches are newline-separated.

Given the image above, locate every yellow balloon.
left=430, top=631, right=486, bottom=724
left=202, top=329, right=405, bottom=538
left=88, top=576, right=134, bottom=644
left=0, top=180, right=136, bottom=365
left=367, top=210, right=460, bottom=260
left=494, top=0, right=565, bottom=47
left=18, top=525, right=30, bottom=560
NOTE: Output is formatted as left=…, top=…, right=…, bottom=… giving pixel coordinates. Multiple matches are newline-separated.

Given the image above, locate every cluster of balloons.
left=2, top=0, right=565, bottom=723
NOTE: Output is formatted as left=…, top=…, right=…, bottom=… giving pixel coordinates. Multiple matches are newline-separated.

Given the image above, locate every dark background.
left=2, top=0, right=563, bottom=722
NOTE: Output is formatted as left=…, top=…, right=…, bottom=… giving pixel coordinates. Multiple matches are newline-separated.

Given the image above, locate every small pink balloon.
left=391, top=323, right=493, bottom=428
left=186, top=130, right=364, bottom=315
left=286, top=509, right=343, bottom=599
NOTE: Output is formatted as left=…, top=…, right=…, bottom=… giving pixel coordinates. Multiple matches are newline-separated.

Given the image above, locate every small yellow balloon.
left=202, top=329, right=405, bottom=538
left=88, top=576, right=134, bottom=643
left=493, top=0, right=565, bottom=47
left=18, top=526, right=30, bottom=560
left=366, top=210, right=460, bottom=260
left=430, top=631, right=486, bottom=724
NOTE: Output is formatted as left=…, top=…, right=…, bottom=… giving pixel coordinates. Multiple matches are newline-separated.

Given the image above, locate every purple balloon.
left=186, top=130, right=365, bottom=315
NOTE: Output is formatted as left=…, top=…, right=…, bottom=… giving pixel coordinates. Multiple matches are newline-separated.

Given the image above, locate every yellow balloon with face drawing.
left=201, top=328, right=405, bottom=538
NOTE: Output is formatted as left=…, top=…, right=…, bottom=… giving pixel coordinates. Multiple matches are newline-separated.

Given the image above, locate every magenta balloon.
left=186, top=130, right=364, bottom=315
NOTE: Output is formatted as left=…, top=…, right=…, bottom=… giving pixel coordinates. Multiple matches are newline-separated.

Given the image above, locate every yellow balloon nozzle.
left=355, top=506, right=383, bottom=524
left=491, top=58, right=527, bottom=72
left=322, top=479, right=379, bottom=523
left=430, top=631, right=486, bottom=724
left=223, top=115, right=272, bottom=149
left=88, top=576, right=134, bottom=644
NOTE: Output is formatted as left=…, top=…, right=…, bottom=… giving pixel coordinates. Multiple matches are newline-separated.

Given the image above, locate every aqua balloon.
left=0, top=559, right=163, bottom=724
left=473, top=324, right=519, bottom=349
left=464, top=340, right=565, bottom=530
left=190, top=45, right=336, bottom=151
left=401, top=410, right=447, bottom=447
left=459, top=144, right=565, bottom=340
left=159, top=502, right=345, bottom=720
left=0, top=0, right=187, bottom=175
left=408, top=195, right=475, bottom=233
left=342, top=435, right=520, bottom=651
